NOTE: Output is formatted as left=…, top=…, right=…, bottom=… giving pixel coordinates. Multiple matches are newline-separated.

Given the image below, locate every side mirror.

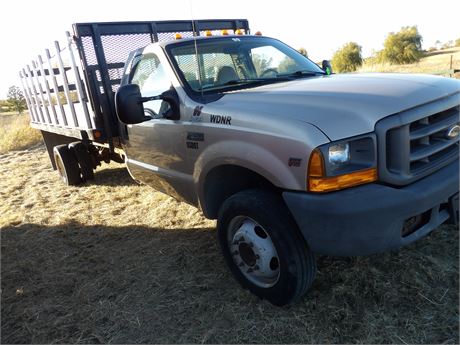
left=115, top=84, right=181, bottom=124
left=115, top=84, right=151, bottom=124
left=322, top=60, right=332, bottom=75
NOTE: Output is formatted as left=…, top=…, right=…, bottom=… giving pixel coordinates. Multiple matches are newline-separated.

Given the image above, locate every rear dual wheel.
left=69, top=142, right=94, bottom=181
left=53, top=145, right=81, bottom=186
left=53, top=143, right=95, bottom=186
left=217, top=189, right=317, bottom=306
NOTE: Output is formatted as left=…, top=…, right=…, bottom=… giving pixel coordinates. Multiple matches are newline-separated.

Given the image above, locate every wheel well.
left=41, top=131, right=78, bottom=170
left=202, top=165, right=278, bottom=219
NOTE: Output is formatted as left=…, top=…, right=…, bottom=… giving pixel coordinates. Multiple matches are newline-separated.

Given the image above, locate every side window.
left=130, top=54, right=171, bottom=117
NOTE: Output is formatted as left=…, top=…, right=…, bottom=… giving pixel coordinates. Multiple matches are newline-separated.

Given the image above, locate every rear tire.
left=217, top=189, right=316, bottom=306
left=69, top=142, right=94, bottom=181
left=53, top=145, right=82, bottom=186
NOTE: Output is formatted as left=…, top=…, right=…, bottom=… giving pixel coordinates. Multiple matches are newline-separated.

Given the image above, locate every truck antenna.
left=189, top=0, right=204, bottom=101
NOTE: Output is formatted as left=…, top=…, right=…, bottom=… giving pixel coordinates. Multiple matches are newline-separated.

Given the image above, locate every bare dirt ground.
left=1, top=147, right=459, bottom=344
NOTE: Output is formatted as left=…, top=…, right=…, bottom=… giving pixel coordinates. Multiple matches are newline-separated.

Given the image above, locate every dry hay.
left=1, top=147, right=458, bottom=343
left=0, top=114, right=43, bottom=155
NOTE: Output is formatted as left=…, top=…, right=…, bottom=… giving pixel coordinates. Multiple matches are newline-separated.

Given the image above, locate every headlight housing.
left=307, top=134, right=377, bottom=192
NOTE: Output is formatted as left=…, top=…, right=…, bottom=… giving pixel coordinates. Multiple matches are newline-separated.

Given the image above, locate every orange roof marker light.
left=205, top=30, right=212, bottom=37
left=174, top=33, right=182, bottom=40
left=235, top=29, right=245, bottom=35
left=221, top=29, right=229, bottom=36
left=255, top=31, right=263, bottom=36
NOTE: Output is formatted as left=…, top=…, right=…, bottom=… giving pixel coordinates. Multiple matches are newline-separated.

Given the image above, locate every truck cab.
left=116, top=32, right=459, bottom=305
left=119, top=35, right=331, bottom=206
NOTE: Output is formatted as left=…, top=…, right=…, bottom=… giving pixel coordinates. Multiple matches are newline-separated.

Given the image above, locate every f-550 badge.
left=288, top=158, right=302, bottom=167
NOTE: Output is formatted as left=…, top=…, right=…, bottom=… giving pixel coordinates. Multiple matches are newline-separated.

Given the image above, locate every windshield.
left=167, top=36, right=324, bottom=93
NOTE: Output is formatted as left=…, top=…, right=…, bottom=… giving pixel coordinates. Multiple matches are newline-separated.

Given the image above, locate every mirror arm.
left=140, top=95, right=162, bottom=103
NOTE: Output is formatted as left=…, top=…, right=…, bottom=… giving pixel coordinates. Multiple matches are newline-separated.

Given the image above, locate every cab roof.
left=156, top=34, right=263, bottom=49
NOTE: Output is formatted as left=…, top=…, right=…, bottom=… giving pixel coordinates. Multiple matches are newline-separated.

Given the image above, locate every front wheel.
left=217, top=189, right=316, bottom=306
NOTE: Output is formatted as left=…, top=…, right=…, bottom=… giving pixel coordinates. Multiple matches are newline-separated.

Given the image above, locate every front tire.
left=217, top=189, right=316, bottom=306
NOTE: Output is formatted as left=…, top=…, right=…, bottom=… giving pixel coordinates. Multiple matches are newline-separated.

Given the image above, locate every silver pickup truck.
left=20, top=20, right=459, bottom=306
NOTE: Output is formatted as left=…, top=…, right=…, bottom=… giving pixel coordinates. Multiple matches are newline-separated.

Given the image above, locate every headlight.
left=328, top=143, right=350, bottom=165
left=307, top=134, right=377, bottom=192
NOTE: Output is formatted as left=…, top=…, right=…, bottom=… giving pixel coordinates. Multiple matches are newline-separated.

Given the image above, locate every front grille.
left=376, top=93, right=460, bottom=186
left=409, top=107, right=459, bottom=172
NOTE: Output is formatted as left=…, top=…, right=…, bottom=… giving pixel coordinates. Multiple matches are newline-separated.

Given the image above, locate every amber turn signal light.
left=308, top=168, right=378, bottom=192
left=308, top=149, right=325, bottom=177
left=307, top=149, right=377, bottom=192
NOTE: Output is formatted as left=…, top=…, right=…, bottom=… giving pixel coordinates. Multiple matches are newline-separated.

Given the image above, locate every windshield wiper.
left=197, top=78, right=289, bottom=91
left=222, top=78, right=286, bottom=85
left=281, top=70, right=326, bottom=78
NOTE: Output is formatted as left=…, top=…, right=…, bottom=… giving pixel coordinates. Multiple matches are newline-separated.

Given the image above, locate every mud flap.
left=447, top=193, right=459, bottom=225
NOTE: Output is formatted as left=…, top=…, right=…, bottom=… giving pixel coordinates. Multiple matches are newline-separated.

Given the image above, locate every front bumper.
left=283, top=160, right=459, bottom=256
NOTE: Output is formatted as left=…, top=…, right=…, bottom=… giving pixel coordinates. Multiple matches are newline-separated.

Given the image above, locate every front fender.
left=196, top=140, right=302, bottom=190
left=189, top=119, right=329, bottom=214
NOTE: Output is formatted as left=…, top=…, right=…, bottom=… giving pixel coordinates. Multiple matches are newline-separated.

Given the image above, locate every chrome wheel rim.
left=228, top=216, right=280, bottom=288
left=55, top=156, right=66, bottom=183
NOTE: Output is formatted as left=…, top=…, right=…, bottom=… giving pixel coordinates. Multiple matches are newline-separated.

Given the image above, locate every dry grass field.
left=0, top=113, right=42, bottom=154
left=1, top=59, right=459, bottom=343
left=358, top=47, right=460, bottom=77
left=1, top=146, right=458, bottom=344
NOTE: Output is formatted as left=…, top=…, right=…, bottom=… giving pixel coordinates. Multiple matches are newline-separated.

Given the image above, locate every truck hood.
left=219, top=73, right=460, bottom=140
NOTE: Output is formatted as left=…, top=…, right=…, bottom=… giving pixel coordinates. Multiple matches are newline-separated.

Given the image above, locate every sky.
left=0, top=0, right=459, bottom=98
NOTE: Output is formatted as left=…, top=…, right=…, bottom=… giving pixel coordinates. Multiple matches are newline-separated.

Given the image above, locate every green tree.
left=380, top=26, right=423, bottom=64
left=298, top=47, right=308, bottom=57
left=331, top=42, right=363, bottom=73
left=456, top=38, right=460, bottom=47
left=7, top=86, right=26, bottom=114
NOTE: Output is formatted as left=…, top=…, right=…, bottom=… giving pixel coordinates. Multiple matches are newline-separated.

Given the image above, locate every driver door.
left=124, top=52, right=191, bottom=203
